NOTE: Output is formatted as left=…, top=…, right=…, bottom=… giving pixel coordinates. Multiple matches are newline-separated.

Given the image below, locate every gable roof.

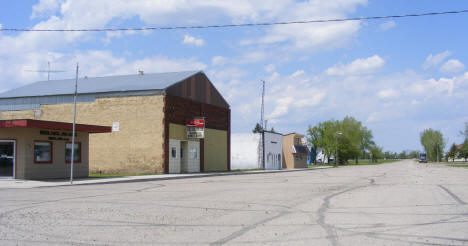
left=0, top=70, right=200, bottom=99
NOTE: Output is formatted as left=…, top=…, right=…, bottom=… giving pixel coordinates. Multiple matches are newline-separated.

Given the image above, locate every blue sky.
left=1, top=0, right=467, bottom=153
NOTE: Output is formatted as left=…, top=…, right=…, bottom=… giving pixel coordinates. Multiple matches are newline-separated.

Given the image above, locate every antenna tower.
left=25, top=61, right=66, bottom=80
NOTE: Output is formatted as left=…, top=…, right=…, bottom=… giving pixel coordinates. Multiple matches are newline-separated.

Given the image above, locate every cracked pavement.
left=1, top=160, right=467, bottom=245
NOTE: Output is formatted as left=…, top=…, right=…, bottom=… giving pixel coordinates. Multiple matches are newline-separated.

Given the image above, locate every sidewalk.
left=0, top=166, right=332, bottom=189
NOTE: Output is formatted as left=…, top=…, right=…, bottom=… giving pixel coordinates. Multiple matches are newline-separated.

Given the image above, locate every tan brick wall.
left=1, top=95, right=165, bottom=174
left=282, top=134, right=307, bottom=168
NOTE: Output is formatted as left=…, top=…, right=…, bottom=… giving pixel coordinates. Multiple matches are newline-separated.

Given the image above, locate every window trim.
left=65, top=142, right=82, bottom=164
left=33, top=140, right=53, bottom=164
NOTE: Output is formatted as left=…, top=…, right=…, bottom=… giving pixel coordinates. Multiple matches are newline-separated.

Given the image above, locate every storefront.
left=0, top=71, right=230, bottom=175
left=0, top=119, right=111, bottom=179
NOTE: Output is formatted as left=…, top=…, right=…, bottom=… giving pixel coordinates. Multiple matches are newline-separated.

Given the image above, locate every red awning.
left=0, top=119, right=111, bottom=133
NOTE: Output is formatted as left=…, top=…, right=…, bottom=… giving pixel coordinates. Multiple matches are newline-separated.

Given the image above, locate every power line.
left=1, top=9, right=467, bottom=32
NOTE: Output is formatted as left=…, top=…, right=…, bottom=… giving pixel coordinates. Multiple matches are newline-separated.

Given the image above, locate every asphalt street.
left=1, top=160, right=467, bottom=245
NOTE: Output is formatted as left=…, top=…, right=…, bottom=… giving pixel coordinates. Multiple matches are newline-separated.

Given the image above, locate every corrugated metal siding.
left=0, top=90, right=162, bottom=111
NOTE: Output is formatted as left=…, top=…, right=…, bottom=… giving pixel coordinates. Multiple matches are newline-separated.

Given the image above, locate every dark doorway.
left=0, top=140, right=15, bottom=177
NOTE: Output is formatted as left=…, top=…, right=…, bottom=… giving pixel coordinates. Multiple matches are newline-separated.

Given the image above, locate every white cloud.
left=291, top=70, right=305, bottom=77
left=379, top=20, right=395, bottom=31
left=422, top=51, right=451, bottom=70
left=265, top=64, right=275, bottom=73
left=239, top=0, right=367, bottom=50
left=211, top=56, right=229, bottom=66
left=31, top=0, right=64, bottom=19
left=267, top=97, right=294, bottom=120
left=377, top=88, right=399, bottom=99
left=439, top=59, right=465, bottom=75
left=0, top=49, right=207, bottom=92
left=182, top=34, right=205, bottom=47
left=326, top=55, right=385, bottom=76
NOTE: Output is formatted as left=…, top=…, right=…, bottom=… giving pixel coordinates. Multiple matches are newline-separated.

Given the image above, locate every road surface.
left=1, top=160, right=467, bottom=245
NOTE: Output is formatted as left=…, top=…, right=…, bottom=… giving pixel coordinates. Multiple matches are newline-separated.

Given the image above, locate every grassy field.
left=447, top=164, right=468, bottom=168
left=310, top=159, right=399, bottom=167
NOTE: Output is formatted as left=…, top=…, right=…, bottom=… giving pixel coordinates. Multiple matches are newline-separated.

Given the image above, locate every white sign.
left=112, top=122, right=120, bottom=132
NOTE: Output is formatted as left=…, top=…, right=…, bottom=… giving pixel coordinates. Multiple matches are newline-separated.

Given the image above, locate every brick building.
left=0, top=71, right=230, bottom=178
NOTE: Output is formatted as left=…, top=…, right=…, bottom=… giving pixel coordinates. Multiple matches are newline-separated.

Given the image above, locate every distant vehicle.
left=419, top=153, right=427, bottom=163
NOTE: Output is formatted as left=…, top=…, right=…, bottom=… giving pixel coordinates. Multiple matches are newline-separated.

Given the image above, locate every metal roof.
left=0, top=70, right=201, bottom=99
left=293, top=145, right=310, bottom=154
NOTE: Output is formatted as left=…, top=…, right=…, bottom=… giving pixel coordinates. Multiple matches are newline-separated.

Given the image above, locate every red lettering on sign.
left=186, top=119, right=205, bottom=127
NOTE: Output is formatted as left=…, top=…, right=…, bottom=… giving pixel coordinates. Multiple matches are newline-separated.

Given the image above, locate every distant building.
left=0, top=71, right=230, bottom=178
left=282, top=133, right=309, bottom=168
left=263, top=131, right=283, bottom=170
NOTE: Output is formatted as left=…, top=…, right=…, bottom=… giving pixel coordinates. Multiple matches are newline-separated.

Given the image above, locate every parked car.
left=419, top=153, right=427, bottom=163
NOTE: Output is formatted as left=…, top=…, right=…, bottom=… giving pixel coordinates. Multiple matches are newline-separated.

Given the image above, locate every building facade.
left=0, top=71, right=230, bottom=176
left=263, top=131, right=283, bottom=170
left=0, top=119, right=110, bottom=179
left=282, top=133, right=309, bottom=169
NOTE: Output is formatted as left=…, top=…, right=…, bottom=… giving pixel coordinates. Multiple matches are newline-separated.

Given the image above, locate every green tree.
left=408, top=150, right=419, bottom=159
left=307, top=116, right=376, bottom=165
left=369, top=144, right=383, bottom=162
left=340, top=116, right=364, bottom=164
left=252, top=123, right=263, bottom=133
left=460, top=122, right=468, bottom=140
left=420, top=128, right=445, bottom=162
left=447, top=143, right=458, bottom=162
left=460, top=140, right=468, bottom=162
left=306, top=125, right=321, bottom=164
left=398, top=151, right=407, bottom=159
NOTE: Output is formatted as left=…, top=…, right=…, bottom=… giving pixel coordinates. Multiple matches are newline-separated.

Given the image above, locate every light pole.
left=335, top=131, right=342, bottom=166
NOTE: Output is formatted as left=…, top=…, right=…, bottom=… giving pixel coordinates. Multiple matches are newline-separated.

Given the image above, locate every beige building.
left=0, top=119, right=110, bottom=179
left=0, top=71, right=230, bottom=178
left=282, top=133, right=309, bottom=169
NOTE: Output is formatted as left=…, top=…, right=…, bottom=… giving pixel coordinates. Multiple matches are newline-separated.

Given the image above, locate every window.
left=66, top=142, right=81, bottom=163
left=34, top=141, right=52, bottom=163
left=190, top=148, right=197, bottom=159
left=171, top=147, right=177, bottom=158
left=295, top=138, right=300, bottom=145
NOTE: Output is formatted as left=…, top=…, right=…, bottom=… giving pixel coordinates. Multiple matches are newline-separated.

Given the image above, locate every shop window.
left=34, top=141, right=52, bottom=164
left=295, top=155, right=299, bottom=160
left=66, top=142, right=81, bottom=163
left=171, top=147, right=176, bottom=158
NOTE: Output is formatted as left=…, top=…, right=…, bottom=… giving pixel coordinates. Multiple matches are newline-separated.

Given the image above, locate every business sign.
left=187, top=118, right=205, bottom=139
left=186, top=119, right=205, bottom=127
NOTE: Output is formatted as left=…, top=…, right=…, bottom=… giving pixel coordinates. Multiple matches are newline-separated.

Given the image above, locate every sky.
left=0, top=0, right=467, bottom=153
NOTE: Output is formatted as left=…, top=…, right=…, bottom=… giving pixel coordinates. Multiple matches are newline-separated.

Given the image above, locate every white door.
left=0, top=140, right=15, bottom=178
left=169, top=139, right=181, bottom=174
left=187, top=141, right=200, bottom=173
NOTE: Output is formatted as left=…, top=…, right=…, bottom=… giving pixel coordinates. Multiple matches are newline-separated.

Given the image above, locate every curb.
left=33, top=166, right=334, bottom=188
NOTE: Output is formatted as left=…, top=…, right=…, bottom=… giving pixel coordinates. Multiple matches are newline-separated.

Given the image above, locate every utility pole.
left=258, top=80, right=266, bottom=169
left=70, top=63, right=79, bottom=184
left=260, top=80, right=265, bottom=130
left=335, top=132, right=342, bottom=167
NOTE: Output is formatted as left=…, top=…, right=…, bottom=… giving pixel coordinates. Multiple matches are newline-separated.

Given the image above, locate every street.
left=1, top=160, right=467, bottom=245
